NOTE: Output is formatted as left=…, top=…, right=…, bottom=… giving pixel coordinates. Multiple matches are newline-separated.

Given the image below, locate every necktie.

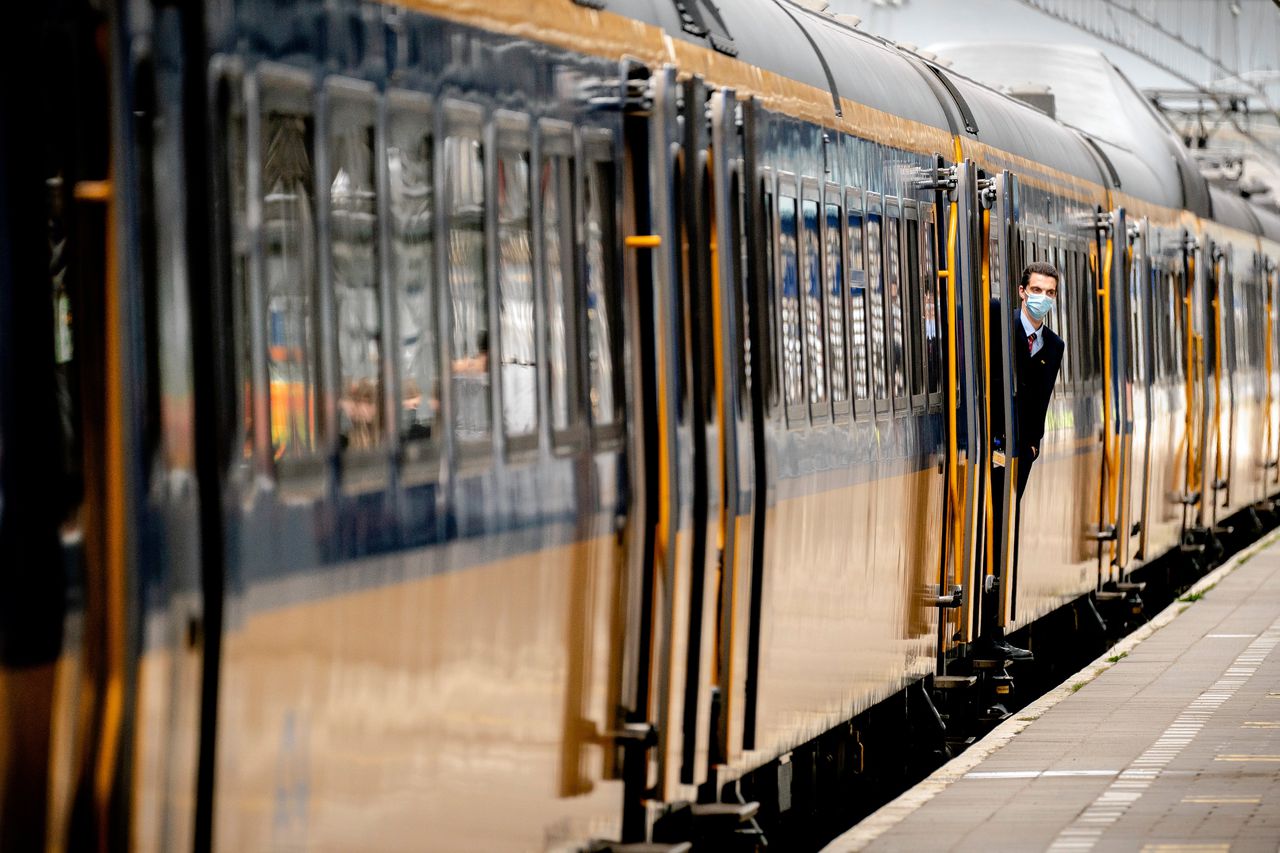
left=1027, top=332, right=1036, bottom=354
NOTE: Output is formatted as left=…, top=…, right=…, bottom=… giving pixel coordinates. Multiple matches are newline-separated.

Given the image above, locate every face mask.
left=1024, top=292, right=1053, bottom=321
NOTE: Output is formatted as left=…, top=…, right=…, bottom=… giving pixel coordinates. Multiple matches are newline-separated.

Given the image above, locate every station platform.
left=825, top=532, right=1280, bottom=852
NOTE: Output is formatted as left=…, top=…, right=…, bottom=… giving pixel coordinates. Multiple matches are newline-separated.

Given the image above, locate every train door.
left=1128, top=218, right=1156, bottom=560
left=1209, top=241, right=1231, bottom=528
left=635, top=64, right=721, bottom=804
left=1267, top=257, right=1280, bottom=492
left=1174, top=232, right=1205, bottom=537
left=706, top=88, right=762, bottom=778
left=1193, top=233, right=1216, bottom=536
left=986, top=170, right=1022, bottom=628
left=937, top=159, right=987, bottom=649
left=1098, top=206, right=1133, bottom=577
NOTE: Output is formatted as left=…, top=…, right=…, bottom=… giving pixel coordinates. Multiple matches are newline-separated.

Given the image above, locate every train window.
left=328, top=92, right=384, bottom=455
left=1073, top=246, right=1087, bottom=384
left=493, top=117, right=538, bottom=450
left=866, top=195, right=888, bottom=408
left=1130, top=253, right=1141, bottom=382
left=732, top=164, right=751, bottom=412
left=1073, top=247, right=1085, bottom=380
left=260, top=80, right=321, bottom=463
left=1162, top=267, right=1172, bottom=373
left=763, top=176, right=779, bottom=414
left=1052, top=241, right=1070, bottom=386
left=540, top=126, right=581, bottom=438
left=1081, top=247, right=1095, bottom=381
left=886, top=200, right=907, bottom=409
left=802, top=193, right=828, bottom=413
left=846, top=190, right=870, bottom=415
left=904, top=204, right=924, bottom=402
left=921, top=202, right=941, bottom=400
left=988, top=210, right=1003, bottom=299
left=223, top=78, right=253, bottom=470
left=388, top=95, right=440, bottom=455
left=444, top=109, right=490, bottom=445
left=825, top=198, right=849, bottom=411
left=778, top=185, right=804, bottom=417
left=584, top=142, right=623, bottom=433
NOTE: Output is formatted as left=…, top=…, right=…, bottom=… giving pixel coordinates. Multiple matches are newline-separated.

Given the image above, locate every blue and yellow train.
left=3, top=0, right=1280, bottom=850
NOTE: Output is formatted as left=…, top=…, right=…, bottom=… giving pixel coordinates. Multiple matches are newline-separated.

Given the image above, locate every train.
left=3, top=0, right=1280, bottom=850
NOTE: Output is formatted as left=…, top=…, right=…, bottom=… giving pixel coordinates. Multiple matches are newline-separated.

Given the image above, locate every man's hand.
left=1030, top=445, right=1039, bottom=460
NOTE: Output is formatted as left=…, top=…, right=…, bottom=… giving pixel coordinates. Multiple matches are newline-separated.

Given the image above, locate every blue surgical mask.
left=1024, top=292, right=1053, bottom=321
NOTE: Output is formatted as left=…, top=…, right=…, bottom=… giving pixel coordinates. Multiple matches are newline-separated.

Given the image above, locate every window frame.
left=824, top=181, right=851, bottom=422
left=801, top=178, right=830, bottom=425
left=537, top=119, right=587, bottom=453
left=492, top=110, right=540, bottom=460
left=324, top=76, right=389, bottom=491
left=1049, top=233, right=1071, bottom=390
left=255, top=63, right=327, bottom=489
left=885, top=197, right=909, bottom=416
left=866, top=191, right=889, bottom=418
left=921, top=200, right=943, bottom=410
left=846, top=186, right=872, bottom=421
left=903, top=199, right=927, bottom=413
left=777, top=173, right=808, bottom=428
left=761, top=167, right=780, bottom=417
left=386, top=88, right=442, bottom=483
left=581, top=127, right=625, bottom=447
left=442, top=98, right=493, bottom=467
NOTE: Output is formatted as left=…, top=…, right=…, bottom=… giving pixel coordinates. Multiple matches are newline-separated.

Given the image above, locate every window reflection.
left=226, top=102, right=253, bottom=463
left=779, top=195, right=802, bottom=407
left=330, top=119, right=382, bottom=451
left=498, top=150, right=537, bottom=438
left=825, top=203, right=847, bottom=403
left=905, top=215, right=923, bottom=397
left=866, top=211, right=887, bottom=400
left=262, top=109, right=319, bottom=459
left=388, top=114, right=439, bottom=444
left=446, top=134, right=489, bottom=441
left=585, top=161, right=619, bottom=427
left=887, top=211, right=907, bottom=401
left=542, top=154, right=578, bottom=433
left=802, top=199, right=826, bottom=405
left=922, top=212, right=941, bottom=395
left=849, top=210, right=869, bottom=402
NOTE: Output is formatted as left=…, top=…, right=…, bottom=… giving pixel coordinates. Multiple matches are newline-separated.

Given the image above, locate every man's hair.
left=1020, top=261, right=1060, bottom=289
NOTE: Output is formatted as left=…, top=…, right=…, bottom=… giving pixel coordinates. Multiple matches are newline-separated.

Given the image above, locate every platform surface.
left=825, top=535, right=1280, bottom=852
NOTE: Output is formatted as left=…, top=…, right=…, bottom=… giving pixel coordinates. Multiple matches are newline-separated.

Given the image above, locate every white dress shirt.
left=1019, top=309, right=1045, bottom=359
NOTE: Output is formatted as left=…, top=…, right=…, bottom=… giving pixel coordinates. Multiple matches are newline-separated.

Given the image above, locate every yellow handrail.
left=945, top=199, right=962, bottom=593
left=981, top=208, right=994, bottom=582
left=1098, top=238, right=1117, bottom=557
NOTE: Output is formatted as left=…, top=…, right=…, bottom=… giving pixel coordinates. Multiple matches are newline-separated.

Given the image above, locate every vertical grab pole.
left=991, top=171, right=1021, bottom=628
left=953, top=160, right=986, bottom=645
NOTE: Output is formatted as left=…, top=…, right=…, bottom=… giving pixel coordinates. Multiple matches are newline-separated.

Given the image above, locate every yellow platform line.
left=1214, top=754, right=1280, bottom=761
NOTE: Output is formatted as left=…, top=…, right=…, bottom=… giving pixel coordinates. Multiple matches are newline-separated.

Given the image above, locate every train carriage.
left=5, top=1, right=1280, bottom=851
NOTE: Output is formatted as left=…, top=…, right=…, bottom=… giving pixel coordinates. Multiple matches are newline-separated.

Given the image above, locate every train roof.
left=936, top=69, right=1108, bottom=194
left=615, top=1, right=1108, bottom=189
left=1253, top=202, right=1280, bottom=244
left=927, top=41, right=1210, bottom=215
left=1209, top=184, right=1263, bottom=236
left=618, top=0, right=954, bottom=133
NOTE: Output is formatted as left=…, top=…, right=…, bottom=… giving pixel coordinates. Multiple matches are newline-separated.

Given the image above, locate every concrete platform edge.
left=823, top=528, right=1280, bottom=852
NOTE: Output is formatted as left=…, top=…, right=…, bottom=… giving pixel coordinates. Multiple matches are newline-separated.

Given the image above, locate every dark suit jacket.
left=989, top=300, right=1064, bottom=460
